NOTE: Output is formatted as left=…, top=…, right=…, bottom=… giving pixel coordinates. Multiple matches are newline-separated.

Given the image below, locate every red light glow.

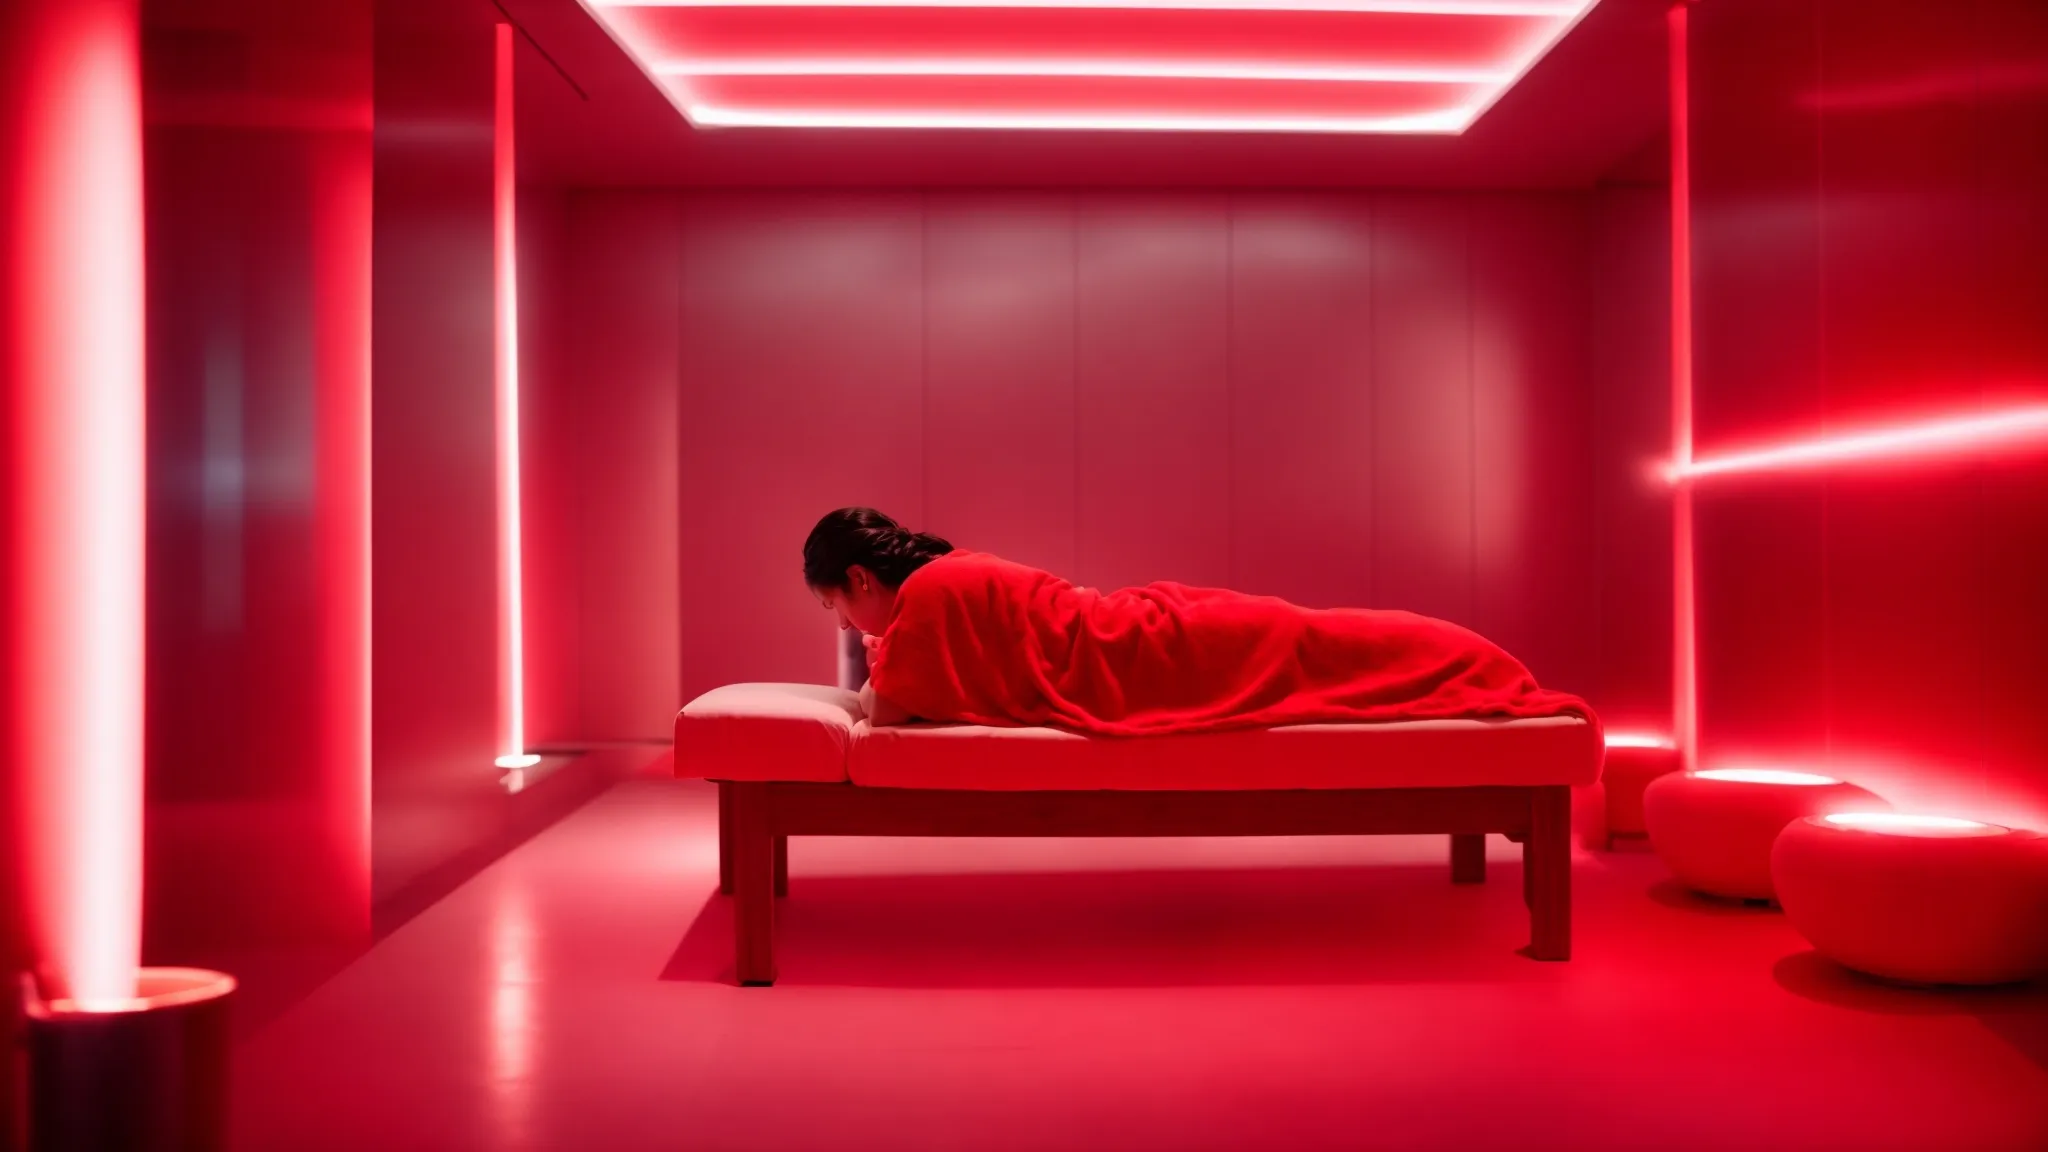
left=661, top=59, right=1507, bottom=82
left=1605, top=732, right=1676, bottom=750
left=1694, top=768, right=1840, bottom=787
left=6, top=0, right=147, bottom=1010
left=1672, top=404, right=2048, bottom=481
left=1820, top=812, right=2008, bottom=838
left=311, top=99, right=376, bottom=910
left=495, top=24, right=533, bottom=771
left=686, top=105, right=1466, bottom=131
left=604, top=0, right=1583, bottom=13
left=579, top=0, right=1598, bottom=134
left=26, top=967, right=236, bottom=1018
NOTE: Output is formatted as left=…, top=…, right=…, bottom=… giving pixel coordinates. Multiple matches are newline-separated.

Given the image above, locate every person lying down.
left=802, top=507, right=1596, bottom=737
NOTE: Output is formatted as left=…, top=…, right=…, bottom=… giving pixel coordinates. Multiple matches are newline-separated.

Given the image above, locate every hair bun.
left=803, top=507, right=954, bottom=592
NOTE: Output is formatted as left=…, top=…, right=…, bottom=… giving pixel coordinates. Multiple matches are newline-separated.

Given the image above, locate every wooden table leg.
left=773, top=834, right=789, bottom=898
left=1451, top=833, right=1486, bottom=884
left=730, top=782, right=777, bottom=985
left=1526, top=786, right=1572, bottom=961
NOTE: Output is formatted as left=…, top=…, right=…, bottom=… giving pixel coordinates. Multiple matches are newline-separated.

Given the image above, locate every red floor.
left=232, top=779, right=2048, bottom=1150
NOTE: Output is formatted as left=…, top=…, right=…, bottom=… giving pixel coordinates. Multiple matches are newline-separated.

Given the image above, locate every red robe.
left=869, top=551, right=1596, bottom=737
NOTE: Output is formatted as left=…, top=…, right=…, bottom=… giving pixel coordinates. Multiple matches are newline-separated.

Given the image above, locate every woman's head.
left=802, top=507, right=953, bottom=635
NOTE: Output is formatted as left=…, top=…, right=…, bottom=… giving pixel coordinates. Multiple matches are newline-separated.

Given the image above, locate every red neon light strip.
left=659, top=59, right=1508, bottom=82
left=1668, top=1, right=1697, bottom=773
left=9, top=0, right=147, bottom=1008
left=494, top=25, right=538, bottom=772
left=1674, top=405, right=2048, bottom=480
left=600, top=0, right=1583, bottom=13
left=686, top=105, right=1468, bottom=131
left=610, top=8, right=1564, bottom=68
left=582, top=0, right=1596, bottom=134
left=681, top=74, right=1490, bottom=115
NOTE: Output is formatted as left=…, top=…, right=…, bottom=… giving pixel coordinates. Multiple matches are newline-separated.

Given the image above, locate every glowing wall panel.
left=140, top=0, right=375, bottom=965
left=1225, top=197, right=1376, bottom=610
left=562, top=192, right=685, bottom=742
left=1688, top=0, right=2048, bottom=828
left=1588, top=183, right=1673, bottom=743
left=1075, top=197, right=1234, bottom=592
left=518, top=185, right=584, bottom=748
left=371, top=0, right=508, bottom=905
left=924, top=196, right=1083, bottom=580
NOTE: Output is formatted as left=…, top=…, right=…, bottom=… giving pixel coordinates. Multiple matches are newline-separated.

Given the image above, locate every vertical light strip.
left=7, top=0, right=146, bottom=1008
left=494, top=24, right=538, bottom=772
left=1668, top=0, right=1697, bottom=773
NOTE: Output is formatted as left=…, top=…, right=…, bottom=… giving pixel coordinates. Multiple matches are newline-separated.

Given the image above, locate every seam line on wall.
left=920, top=193, right=930, bottom=530
left=672, top=196, right=689, bottom=712
left=1467, top=198, right=1478, bottom=628
left=1225, top=196, right=1236, bottom=590
left=1072, top=194, right=1083, bottom=579
left=1369, top=197, right=1382, bottom=608
left=1361, top=195, right=1376, bottom=611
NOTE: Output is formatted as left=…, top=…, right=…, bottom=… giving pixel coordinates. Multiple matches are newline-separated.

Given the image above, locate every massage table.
left=675, top=683, right=1603, bottom=985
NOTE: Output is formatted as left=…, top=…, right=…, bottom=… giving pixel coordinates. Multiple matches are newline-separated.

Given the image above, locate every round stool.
left=1644, top=768, right=1886, bottom=901
left=1600, top=742, right=1683, bottom=847
left=1773, top=813, right=2048, bottom=986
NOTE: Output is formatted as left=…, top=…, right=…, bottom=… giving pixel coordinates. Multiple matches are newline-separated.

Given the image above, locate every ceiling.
left=504, top=0, right=1670, bottom=188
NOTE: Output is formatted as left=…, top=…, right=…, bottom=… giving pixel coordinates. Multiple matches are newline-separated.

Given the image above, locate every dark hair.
left=802, top=508, right=954, bottom=592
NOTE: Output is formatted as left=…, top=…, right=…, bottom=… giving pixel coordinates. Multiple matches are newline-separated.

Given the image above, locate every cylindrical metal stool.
left=23, top=968, right=236, bottom=1152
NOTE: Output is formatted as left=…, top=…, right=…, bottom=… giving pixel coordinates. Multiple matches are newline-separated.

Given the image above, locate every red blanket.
left=869, top=552, right=1596, bottom=737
